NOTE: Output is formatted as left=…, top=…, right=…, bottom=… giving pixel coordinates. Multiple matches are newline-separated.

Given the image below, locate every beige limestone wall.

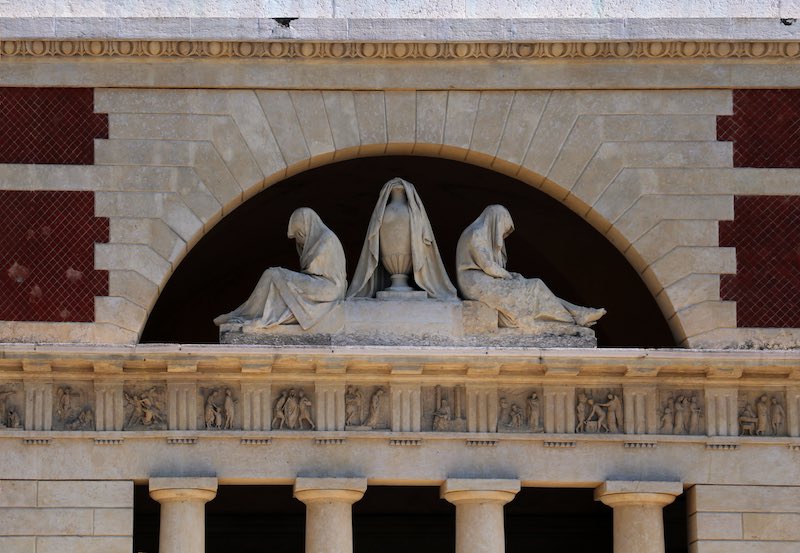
left=0, top=480, right=132, bottom=553
left=688, top=484, right=800, bottom=552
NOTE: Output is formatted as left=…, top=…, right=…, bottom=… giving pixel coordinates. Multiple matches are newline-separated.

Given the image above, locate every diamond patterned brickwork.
left=720, top=196, right=800, bottom=328
left=717, top=90, right=800, bottom=168
left=0, top=88, right=108, bottom=164
left=0, top=191, right=109, bottom=322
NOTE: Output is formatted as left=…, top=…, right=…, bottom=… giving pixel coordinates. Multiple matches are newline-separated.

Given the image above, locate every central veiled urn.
left=379, top=183, right=413, bottom=291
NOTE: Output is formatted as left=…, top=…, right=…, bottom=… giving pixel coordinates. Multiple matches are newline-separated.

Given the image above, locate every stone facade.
left=3, top=4, right=800, bottom=552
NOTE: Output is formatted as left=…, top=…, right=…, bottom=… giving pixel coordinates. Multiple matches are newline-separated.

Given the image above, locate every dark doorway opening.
left=353, top=485, right=455, bottom=553
left=141, top=155, right=676, bottom=347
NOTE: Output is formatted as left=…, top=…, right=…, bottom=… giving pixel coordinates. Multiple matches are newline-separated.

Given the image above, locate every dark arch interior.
left=133, top=484, right=687, bottom=553
left=141, top=156, right=675, bottom=347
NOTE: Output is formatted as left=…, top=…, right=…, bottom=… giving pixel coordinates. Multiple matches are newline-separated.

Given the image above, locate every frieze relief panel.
left=424, top=385, right=466, bottom=432
left=2, top=364, right=800, bottom=449
left=0, top=383, right=23, bottom=429
left=123, top=383, right=166, bottom=431
left=738, top=390, right=786, bottom=437
left=345, top=385, right=388, bottom=431
left=271, top=385, right=315, bottom=430
left=53, top=383, right=94, bottom=431
left=657, top=389, right=704, bottom=436
left=198, top=384, right=239, bottom=430
left=575, top=388, right=624, bottom=434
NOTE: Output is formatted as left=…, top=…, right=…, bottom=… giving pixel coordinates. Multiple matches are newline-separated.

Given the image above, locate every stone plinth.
left=221, top=298, right=596, bottom=347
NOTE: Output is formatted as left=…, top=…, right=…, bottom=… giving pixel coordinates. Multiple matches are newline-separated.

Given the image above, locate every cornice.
left=3, top=39, right=800, bottom=60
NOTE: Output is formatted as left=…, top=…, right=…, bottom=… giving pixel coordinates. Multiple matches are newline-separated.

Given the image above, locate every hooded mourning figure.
left=347, top=177, right=457, bottom=300
left=214, top=207, right=347, bottom=330
left=456, top=204, right=605, bottom=328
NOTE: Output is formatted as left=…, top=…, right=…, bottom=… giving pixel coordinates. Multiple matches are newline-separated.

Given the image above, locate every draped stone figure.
left=456, top=205, right=605, bottom=329
left=347, top=177, right=457, bottom=299
left=214, top=208, right=347, bottom=330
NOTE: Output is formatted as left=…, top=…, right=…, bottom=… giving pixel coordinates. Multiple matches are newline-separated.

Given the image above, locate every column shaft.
left=294, top=477, right=368, bottom=553
left=149, top=477, right=218, bottom=553
left=595, top=481, right=682, bottom=553
left=441, top=478, right=520, bottom=553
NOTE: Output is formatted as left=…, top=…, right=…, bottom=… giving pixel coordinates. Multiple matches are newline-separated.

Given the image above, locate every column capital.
left=149, top=476, right=218, bottom=503
left=441, top=478, right=521, bottom=505
left=294, top=477, right=367, bottom=504
left=594, top=480, right=682, bottom=508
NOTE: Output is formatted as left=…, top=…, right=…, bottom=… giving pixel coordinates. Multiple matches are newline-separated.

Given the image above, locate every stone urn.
left=379, top=183, right=413, bottom=291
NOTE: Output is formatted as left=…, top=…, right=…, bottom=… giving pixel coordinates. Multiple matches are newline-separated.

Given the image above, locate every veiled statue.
left=214, top=208, right=346, bottom=330
left=347, top=177, right=457, bottom=299
left=456, top=205, right=605, bottom=329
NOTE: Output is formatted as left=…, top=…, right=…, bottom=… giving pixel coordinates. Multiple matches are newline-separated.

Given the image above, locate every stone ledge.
left=1, top=17, right=799, bottom=42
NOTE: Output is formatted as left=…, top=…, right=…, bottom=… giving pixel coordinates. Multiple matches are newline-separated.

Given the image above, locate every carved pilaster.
left=391, top=383, right=420, bottom=432
left=543, top=385, right=575, bottom=434
left=787, top=386, right=800, bottom=437
left=623, top=384, right=657, bottom=434
left=94, top=381, right=124, bottom=431
left=704, top=387, right=738, bottom=437
left=242, top=382, right=271, bottom=431
left=465, top=385, right=498, bottom=433
left=24, top=382, right=52, bottom=431
left=167, top=382, right=197, bottom=431
left=316, top=383, right=345, bottom=431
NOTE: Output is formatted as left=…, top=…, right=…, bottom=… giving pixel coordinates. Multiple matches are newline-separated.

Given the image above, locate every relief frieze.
left=272, top=387, right=315, bottom=430
left=575, top=389, right=624, bottom=434
left=123, top=384, right=167, bottom=431
left=0, top=383, right=22, bottom=429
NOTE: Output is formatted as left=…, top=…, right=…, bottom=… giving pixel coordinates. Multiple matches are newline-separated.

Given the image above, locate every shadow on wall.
left=141, top=156, right=675, bottom=347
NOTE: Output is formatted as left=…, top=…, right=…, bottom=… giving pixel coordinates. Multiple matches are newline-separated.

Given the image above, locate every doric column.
left=294, top=477, right=367, bottom=553
left=441, top=478, right=520, bottom=553
left=149, top=477, right=218, bottom=553
left=595, top=481, right=682, bottom=553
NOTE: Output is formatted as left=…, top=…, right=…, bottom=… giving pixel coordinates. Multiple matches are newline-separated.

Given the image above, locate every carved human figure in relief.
left=272, top=390, right=288, bottom=429
left=345, top=386, right=363, bottom=426
left=509, top=404, right=523, bottom=429
left=364, top=388, right=385, bottom=428
left=599, top=393, right=623, bottom=433
left=348, top=178, right=457, bottom=299
left=756, top=395, right=769, bottom=436
left=205, top=391, right=223, bottom=429
left=124, top=388, right=165, bottom=429
left=771, top=397, right=785, bottom=435
left=673, top=396, right=688, bottom=435
left=689, top=395, right=701, bottom=435
left=214, top=208, right=347, bottom=330
left=0, top=390, right=16, bottom=429
left=527, top=393, right=542, bottom=433
left=586, top=399, right=609, bottom=432
left=660, top=407, right=674, bottom=434
left=7, top=408, right=21, bottom=429
left=433, top=400, right=451, bottom=431
left=223, top=389, right=235, bottom=430
left=298, top=391, right=315, bottom=430
left=575, top=393, right=589, bottom=433
left=456, top=205, right=605, bottom=330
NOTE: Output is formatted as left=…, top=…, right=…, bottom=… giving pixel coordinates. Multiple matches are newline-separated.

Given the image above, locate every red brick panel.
left=720, top=196, right=800, bottom=328
left=0, top=191, right=109, bottom=322
left=0, top=88, right=108, bottom=165
left=717, top=89, right=800, bottom=168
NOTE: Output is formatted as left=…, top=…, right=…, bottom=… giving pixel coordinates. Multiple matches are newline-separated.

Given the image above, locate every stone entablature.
left=2, top=345, right=799, bottom=443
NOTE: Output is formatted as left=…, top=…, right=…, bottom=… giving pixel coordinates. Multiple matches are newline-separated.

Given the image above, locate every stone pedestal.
left=294, top=477, right=367, bottom=553
left=441, top=478, right=521, bottom=553
left=595, top=481, right=682, bottom=553
left=149, top=477, right=218, bottom=553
